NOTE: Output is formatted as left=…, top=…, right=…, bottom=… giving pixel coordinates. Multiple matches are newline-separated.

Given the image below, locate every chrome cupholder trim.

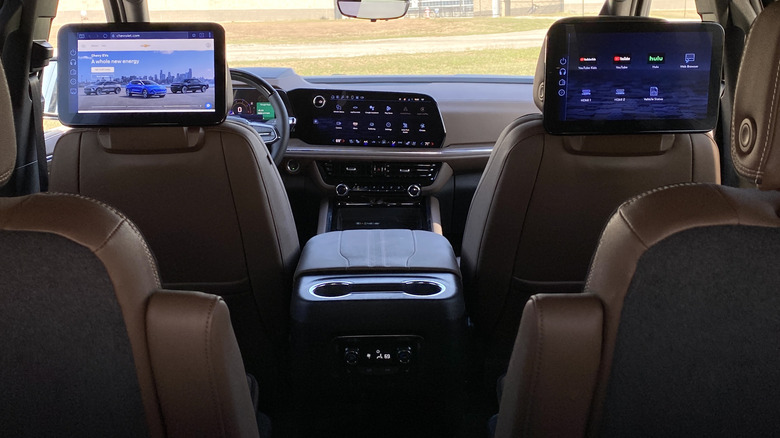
left=309, top=281, right=353, bottom=298
left=401, top=280, right=445, bottom=297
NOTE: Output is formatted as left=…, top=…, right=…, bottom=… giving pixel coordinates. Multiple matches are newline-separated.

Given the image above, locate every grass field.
left=223, top=17, right=552, bottom=75
left=224, top=16, right=557, bottom=45
left=231, top=46, right=542, bottom=76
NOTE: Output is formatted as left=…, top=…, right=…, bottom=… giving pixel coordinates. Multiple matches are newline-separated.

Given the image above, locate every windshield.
left=49, top=0, right=700, bottom=78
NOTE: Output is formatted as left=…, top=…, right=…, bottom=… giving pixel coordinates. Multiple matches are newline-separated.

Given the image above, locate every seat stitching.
left=225, top=124, right=288, bottom=270
left=707, top=184, right=741, bottom=225
left=0, top=166, right=13, bottom=182
left=621, top=182, right=700, bottom=207
left=94, top=219, right=125, bottom=253
left=728, top=15, right=760, bottom=181
left=618, top=209, right=649, bottom=249
left=406, top=230, right=417, bottom=268
left=203, top=297, right=227, bottom=437
left=471, top=116, right=543, bottom=276
left=584, top=183, right=697, bottom=291
left=523, top=298, right=544, bottom=436
left=42, top=192, right=161, bottom=286
left=756, top=57, right=780, bottom=184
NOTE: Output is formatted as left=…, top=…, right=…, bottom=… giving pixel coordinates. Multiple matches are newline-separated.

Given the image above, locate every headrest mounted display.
left=57, top=22, right=227, bottom=127
left=542, top=17, right=723, bottom=135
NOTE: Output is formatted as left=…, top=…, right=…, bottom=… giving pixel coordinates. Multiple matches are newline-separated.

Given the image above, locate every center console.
left=317, top=160, right=442, bottom=231
left=290, top=229, right=467, bottom=434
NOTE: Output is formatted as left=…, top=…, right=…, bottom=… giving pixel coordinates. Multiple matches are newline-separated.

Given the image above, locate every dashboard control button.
left=312, top=95, right=326, bottom=108
left=285, top=159, right=301, bottom=174
left=335, top=183, right=350, bottom=197
left=407, top=184, right=421, bottom=198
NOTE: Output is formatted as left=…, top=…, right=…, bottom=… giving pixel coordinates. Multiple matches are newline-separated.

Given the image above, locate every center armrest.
left=295, top=229, right=460, bottom=278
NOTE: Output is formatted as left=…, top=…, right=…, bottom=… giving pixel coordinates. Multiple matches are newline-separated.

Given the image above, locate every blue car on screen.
left=125, top=80, right=167, bottom=98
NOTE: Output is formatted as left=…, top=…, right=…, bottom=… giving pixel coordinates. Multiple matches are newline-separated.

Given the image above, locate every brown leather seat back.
left=460, top=42, right=720, bottom=357
left=496, top=4, right=780, bottom=436
left=0, top=62, right=259, bottom=438
left=50, top=102, right=300, bottom=374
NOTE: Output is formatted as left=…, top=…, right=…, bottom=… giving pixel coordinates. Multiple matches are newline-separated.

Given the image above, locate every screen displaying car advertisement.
left=58, top=23, right=226, bottom=126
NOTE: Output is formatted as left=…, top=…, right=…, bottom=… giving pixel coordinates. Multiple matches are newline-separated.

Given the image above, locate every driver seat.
left=49, top=80, right=299, bottom=384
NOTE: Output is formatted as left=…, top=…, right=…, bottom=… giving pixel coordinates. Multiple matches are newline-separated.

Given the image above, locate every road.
left=77, top=87, right=216, bottom=112
left=227, top=28, right=548, bottom=62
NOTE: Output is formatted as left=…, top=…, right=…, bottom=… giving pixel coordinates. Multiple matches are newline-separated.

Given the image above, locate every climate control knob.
left=397, top=347, right=412, bottom=364
left=335, top=183, right=350, bottom=197
left=407, top=184, right=421, bottom=198
left=344, top=348, right=359, bottom=366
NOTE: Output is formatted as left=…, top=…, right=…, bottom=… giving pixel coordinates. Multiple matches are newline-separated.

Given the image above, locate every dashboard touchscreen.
left=544, top=19, right=723, bottom=135
left=57, top=22, right=226, bottom=126
left=288, top=89, right=446, bottom=148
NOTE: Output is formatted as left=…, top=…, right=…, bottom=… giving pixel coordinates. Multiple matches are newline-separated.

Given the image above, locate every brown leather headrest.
left=0, top=61, right=17, bottom=186
left=97, top=126, right=206, bottom=152
left=731, top=1, right=780, bottom=190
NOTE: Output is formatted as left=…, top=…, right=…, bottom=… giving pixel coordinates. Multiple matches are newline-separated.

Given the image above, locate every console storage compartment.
left=290, top=229, right=467, bottom=434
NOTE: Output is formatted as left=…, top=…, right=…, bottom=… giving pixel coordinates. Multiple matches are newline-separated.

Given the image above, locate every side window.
left=43, top=1, right=106, bottom=135
left=650, top=0, right=702, bottom=20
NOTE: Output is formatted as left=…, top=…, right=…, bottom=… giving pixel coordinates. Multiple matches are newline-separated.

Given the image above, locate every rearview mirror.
left=337, top=0, right=409, bottom=21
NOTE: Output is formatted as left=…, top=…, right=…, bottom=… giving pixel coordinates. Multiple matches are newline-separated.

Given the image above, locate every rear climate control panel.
left=336, top=335, right=422, bottom=376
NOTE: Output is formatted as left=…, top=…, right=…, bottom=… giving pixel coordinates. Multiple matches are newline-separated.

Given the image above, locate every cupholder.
left=310, top=280, right=444, bottom=298
left=310, top=282, right=353, bottom=298
left=402, top=281, right=444, bottom=296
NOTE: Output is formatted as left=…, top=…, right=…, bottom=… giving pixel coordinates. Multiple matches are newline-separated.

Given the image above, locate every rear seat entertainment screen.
left=543, top=19, right=723, bottom=135
left=57, top=23, right=226, bottom=126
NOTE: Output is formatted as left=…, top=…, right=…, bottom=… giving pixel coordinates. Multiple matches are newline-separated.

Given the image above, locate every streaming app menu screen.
left=544, top=20, right=723, bottom=134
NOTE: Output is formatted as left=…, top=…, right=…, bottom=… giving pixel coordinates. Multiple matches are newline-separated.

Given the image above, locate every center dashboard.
left=222, top=68, right=538, bottom=238
left=287, top=89, right=446, bottom=148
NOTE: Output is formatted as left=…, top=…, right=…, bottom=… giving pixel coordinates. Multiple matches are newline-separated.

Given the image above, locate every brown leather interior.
left=495, top=4, right=780, bottom=435
left=147, top=289, right=259, bottom=438
left=0, top=60, right=15, bottom=186
left=460, top=114, right=720, bottom=351
left=730, top=2, right=780, bottom=189
left=461, top=32, right=721, bottom=356
left=0, top=193, right=260, bottom=437
left=495, top=182, right=780, bottom=437
left=50, top=119, right=300, bottom=351
left=494, top=293, right=603, bottom=438
left=0, top=56, right=259, bottom=436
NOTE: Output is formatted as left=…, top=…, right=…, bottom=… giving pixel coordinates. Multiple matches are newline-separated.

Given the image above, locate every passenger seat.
left=49, top=68, right=299, bottom=386
left=495, top=3, right=780, bottom=435
left=0, top=60, right=260, bottom=438
left=460, top=39, right=721, bottom=370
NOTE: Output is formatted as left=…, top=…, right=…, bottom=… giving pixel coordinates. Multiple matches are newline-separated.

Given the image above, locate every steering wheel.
left=227, top=69, right=290, bottom=166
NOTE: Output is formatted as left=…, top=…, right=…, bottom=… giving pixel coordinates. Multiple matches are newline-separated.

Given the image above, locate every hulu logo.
left=648, top=54, right=665, bottom=63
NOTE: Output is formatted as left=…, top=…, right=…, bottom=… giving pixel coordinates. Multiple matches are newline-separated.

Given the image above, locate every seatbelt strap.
left=28, top=73, right=48, bottom=191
